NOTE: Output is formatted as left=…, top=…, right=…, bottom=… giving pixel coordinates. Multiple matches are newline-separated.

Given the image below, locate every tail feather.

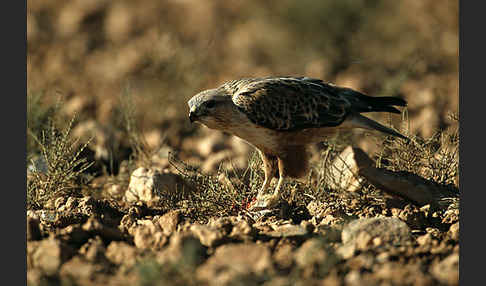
left=349, top=114, right=409, bottom=141
left=364, top=96, right=407, bottom=114
left=340, top=87, right=407, bottom=114
left=369, top=96, right=407, bottom=107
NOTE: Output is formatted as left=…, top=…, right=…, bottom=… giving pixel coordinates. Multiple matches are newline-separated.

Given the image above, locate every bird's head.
left=187, top=88, right=234, bottom=130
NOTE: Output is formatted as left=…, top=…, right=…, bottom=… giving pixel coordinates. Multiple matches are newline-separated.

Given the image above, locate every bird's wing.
left=231, top=77, right=353, bottom=131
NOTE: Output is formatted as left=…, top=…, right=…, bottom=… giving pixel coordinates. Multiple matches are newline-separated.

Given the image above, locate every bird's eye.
left=206, top=100, right=216, bottom=109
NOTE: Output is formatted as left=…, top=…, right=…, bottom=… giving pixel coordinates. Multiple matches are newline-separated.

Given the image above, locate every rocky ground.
left=26, top=189, right=459, bottom=286
left=26, top=129, right=460, bottom=286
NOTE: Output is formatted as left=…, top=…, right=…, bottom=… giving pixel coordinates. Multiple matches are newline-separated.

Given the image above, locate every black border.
left=22, top=1, right=28, bottom=285
left=12, top=0, right=27, bottom=285
left=459, top=1, right=483, bottom=285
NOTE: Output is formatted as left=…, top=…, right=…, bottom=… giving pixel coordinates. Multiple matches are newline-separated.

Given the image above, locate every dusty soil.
left=26, top=172, right=459, bottom=286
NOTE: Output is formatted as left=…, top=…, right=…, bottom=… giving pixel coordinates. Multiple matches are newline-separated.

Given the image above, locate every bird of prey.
left=188, top=76, right=408, bottom=209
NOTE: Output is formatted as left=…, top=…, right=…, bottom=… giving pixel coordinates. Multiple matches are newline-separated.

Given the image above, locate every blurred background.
left=27, top=0, right=458, bottom=172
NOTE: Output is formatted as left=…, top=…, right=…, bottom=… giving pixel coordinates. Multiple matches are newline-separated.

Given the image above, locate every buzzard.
left=188, top=77, right=408, bottom=209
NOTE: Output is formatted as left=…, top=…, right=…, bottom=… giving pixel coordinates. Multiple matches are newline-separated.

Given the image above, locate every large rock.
left=133, top=219, right=168, bottom=250
left=190, top=224, right=226, bottom=248
left=156, top=231, right=208, bottom=268
left=105, top=241, right=138, bottom=267
left=30, top=236, right=70, bottom=276
left=124, top=167, right=189, bottom=204
left=430, top=253, right=459, bottom=285
left=155, top=209, right=182, bottom=236
left=266, top=222, right=312, bottom=238
left=196, top=243, right=274, bottom=285
left=294, top=238, right=339, bottom=277
left=338, top=217, right=411, bottom=258
left=342, top=217, right=411, bottom=246
left=228, top=219, right=256, bottom=241
left=328, top=146, right=365, bottom=192
left=374, top=262, right=433, bottom=286
left=59, top=256, right=102, bottom=281
left=273, top=243, right=294, bottom=270
left=79, top=236, right=105, bottom=262
left=448, top=222, right=459, bottom=241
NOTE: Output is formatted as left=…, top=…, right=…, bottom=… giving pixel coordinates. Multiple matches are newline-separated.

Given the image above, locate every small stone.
left=306, top=200, right=325, bottom=218
left=190, top=224, right=225, bottom=247
left=156, top=210, right=182, bottom=236
left=425, top=227, right=441, bottom=238
left=372, top=237, right=383, bottom=247
left=430, top=253, right=459, bottom=285
left=119, top=214, right=137, bottom=234
left=124, top=167, right=161, bottom=203
left=105, top=241, right=138, bottom=267
left=133, top=221, right=167, bottom=250
left=273, top=243, right=293, bottom=269
left=124, top=167, right=189, bottom=203
left=32, top=236, right=64, bottom=275
left=375, top=252, right=390, bottom=263
left=79, top=236, right=105, bottom=262
left=320, top=271, right=342, bottom=286
left=39, top=210, right=58, bottom=224
left=316, top=224, right=341, bottom=243
left=59, top=256, right=101, bottom=281
left=196, top=243, right=274, bottom=285
left=294, top=239, right=339, bottom=277
left=107, top=184, right=124, bottom=197
left=355, top=231, right=373, bottom=250
left=208, top=217, right=234, bottom=235
left=336, top=242, right=356, bottom=260
left=344, top=270, right=362, bottom=286
left=82, top=216, right=124, bottom=241
left=416, top=233, right=433, bottom=246
left=57, top=225, right=90, bottom=247
left=266, top=223, right=310, bottom=238
left=27, top=269, right=42, bottom=286
left=342, top=217, right=411, bottom=247
left=347, top=253, right=374, bottom=271
left=229, top=219, right=255, bottom=241
left=157, top=231, right=207, bottom=267
left=449, top=222, right=459, bottom=241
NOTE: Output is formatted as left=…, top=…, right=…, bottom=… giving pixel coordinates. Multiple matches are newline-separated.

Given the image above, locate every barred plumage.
left=188, top=76, right=408, bottom=209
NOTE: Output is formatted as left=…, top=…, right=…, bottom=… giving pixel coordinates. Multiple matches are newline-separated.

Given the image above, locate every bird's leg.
left=256, top=151, right=277, bottom=198
left=250, top=151, right=277, bottom=210
left=258, top=172, right=272, bottom=198
left=260, top=157, right=286, bottom=208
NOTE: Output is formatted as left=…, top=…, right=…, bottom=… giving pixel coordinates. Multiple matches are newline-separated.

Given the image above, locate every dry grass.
left=167, top=152, right=250, bottom=223
left=27, top=116, right=94, bottom=209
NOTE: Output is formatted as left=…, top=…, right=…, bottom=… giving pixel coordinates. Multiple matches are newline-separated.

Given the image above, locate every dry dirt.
left=26, top=187, right=459, bottom=285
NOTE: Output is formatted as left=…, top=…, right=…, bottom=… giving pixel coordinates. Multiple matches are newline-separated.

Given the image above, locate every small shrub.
left=27, top=91, right=57, bottom=161
left=27, top=116, right=93, bottom=209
